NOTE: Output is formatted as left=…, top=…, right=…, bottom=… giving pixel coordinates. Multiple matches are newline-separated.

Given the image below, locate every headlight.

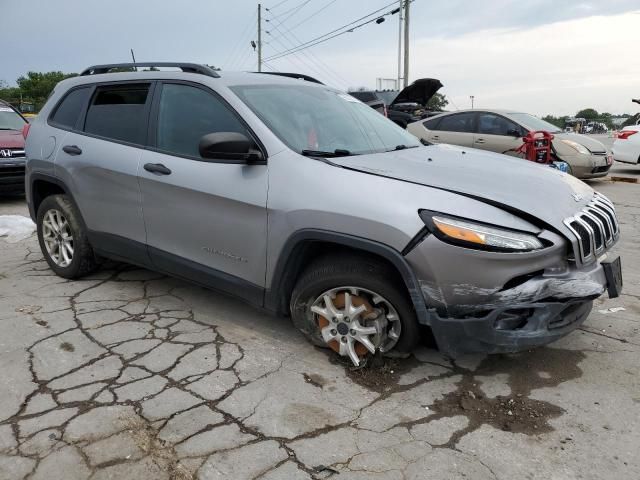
left=561, top=139, right=590, bottom=155
left=421, top=213, right=544, bottom=252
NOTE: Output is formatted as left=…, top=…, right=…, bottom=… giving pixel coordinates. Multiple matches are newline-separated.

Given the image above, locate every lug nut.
left=341, top=336, right=348, bottom=343
left=331, top=329, right=337, bottom=336
left=350, top=329, right=356, bottom=336
left=344, top=317, right=350, bottom=323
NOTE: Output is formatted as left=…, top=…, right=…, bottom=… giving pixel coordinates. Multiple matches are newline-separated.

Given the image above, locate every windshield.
left=509, top=113, right=562, bottom=133
left=231, top=84, right=421, bottom=156
left=0, top=106, right=27, bottom=130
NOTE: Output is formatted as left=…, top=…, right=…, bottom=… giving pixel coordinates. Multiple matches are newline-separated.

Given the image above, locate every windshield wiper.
left=301, top=149, right=353, bottom=158
left=390, top=144, right=419, bottom=151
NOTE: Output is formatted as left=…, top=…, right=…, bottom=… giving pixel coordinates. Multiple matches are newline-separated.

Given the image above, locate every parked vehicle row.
left=24, top=63, right=622, bottom=366
left=0, top=100, right=28, bottom=193
left=407, top=109, right=613, bottom=179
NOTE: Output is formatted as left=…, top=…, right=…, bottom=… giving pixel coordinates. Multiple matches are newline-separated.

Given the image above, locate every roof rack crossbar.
left=80, top=63, right=220, bottom=78
left=253, top=72, right=324, bottom=85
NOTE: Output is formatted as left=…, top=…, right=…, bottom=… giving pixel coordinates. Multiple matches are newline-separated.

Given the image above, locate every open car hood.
left=391, top=78, right=443, bottom=107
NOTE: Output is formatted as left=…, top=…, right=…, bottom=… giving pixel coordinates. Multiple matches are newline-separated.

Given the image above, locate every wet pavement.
left=0, top=174, right=639, bottom=479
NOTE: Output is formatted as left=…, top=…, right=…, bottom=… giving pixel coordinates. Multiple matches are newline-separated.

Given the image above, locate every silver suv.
left=25, top=63, right=623, bottom=366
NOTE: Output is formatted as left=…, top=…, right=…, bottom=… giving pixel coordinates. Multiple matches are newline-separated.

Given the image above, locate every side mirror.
left=198, top=132, right=263, bottom=162
left=507, top=128, right=522, bottom=137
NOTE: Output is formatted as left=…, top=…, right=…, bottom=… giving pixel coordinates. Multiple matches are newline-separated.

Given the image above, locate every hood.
left=553, top=132, right=607, bottom=153
left=332, top=144, right=594, bottom=232
left=0, top=129, right=25, bottom=149
left=391, top=78, right=443, bottom=107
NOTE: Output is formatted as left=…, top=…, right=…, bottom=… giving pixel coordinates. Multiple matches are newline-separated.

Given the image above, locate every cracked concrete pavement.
left=1, top=175, right=639, bottom=480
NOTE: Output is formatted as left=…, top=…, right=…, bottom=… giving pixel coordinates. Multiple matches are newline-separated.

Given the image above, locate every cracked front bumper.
left=405, top=230, right=615, bottom=357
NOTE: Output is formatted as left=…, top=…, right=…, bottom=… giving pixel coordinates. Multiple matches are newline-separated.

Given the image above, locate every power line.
left=265, top=10, right=351, bottom=88
left=225, top=11, right=258, bottom=69
left=267, top=0, right=313, bottom=23
left=270, top=0, right=338, bottom=40
left=267, top=0, right=291, bottom=11
left=264, top=0, right=399, bottom=61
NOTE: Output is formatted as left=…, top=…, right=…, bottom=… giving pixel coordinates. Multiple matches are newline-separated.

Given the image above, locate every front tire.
left=290, top=254, right=419, bottom=365
left=37, top=194, right=98, bottom=279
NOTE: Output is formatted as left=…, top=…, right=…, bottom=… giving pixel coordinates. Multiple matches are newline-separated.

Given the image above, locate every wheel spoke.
left=321, top=325, right=336, bottom=343
left=340, top=338, right=361, bottom=366
left=356, top=335, right=376, bottom=354
left=323, top=294, right=340, bottom=319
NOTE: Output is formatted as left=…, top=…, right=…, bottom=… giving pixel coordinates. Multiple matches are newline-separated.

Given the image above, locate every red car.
left=0, top=100, right=28, bottom=193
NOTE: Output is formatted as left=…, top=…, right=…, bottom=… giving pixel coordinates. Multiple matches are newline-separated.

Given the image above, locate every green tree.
left=426, top=93, right=448, bottom=111
left=15, top=71, right=78, bottom=109
left=542, top=115, right=567, bottom=129
left=575, top=108, right=599, bottom=120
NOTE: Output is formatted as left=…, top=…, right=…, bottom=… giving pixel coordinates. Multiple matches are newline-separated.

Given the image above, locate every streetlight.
left=470, top=95, right=475, bottom=109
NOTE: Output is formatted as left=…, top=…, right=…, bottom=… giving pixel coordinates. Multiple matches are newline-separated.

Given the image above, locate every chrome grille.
left=564, top=193, right=619, bottom=264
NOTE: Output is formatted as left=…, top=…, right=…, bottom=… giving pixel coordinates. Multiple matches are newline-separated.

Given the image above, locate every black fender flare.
left=264, top=229, right=430, bottom=325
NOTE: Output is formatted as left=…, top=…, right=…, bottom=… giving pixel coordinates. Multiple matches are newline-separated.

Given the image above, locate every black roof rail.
left=254, top=72, right=324, bottom=85
left=80, top=63, right=220, bottom=78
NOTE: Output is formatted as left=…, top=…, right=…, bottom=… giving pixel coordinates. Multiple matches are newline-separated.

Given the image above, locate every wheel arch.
left=29, top=174, right=87, bottom=231
left=264, top=229, right=430, bottom=325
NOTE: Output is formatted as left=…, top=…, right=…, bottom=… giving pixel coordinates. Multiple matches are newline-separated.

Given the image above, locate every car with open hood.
left=350, top=78, right=444, bottom=128
left=407, top=109, right=613, bottom=179
left=0, top=100, right=28, bottom=193
left=25, top=63, right=622, bottom=366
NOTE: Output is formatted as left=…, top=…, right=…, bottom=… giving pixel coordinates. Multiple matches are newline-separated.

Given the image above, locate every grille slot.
left=564, top=193, right=619, bottom=264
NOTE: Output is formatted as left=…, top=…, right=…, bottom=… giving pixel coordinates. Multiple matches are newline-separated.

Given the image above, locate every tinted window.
left=423, top=116, right=441, bottom=130
left=477, top=113, right=520, bottom=136
left=436, top=113, right=476, bottom=133
left=50, top=87, right=91, bottom=129
left=156, top=83, right=248, bottom=158
left=84, top=84, right=150, bottom=144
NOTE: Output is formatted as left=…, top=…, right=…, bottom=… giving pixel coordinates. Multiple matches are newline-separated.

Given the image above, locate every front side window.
left=0, top=105, right=27, bottom=131
left=156, top=83, right=249, bottom=158
left=436, top=112, right=476, bottom=133
left=232, top=84, right=420, bottom=156
left=50, top=87, right=92, bottom=129
left=84, top=84, right=150, bottom=144
left=477, top=113, right=520, bottom=136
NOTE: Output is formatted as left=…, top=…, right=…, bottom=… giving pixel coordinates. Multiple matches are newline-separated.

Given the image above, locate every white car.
left=612, top=126, right=640, bottom=164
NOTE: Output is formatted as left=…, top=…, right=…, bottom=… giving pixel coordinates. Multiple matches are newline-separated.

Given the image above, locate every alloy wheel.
left=310, top=286, right=401, bottom=366
left=42, top=209, right=74, bottom=268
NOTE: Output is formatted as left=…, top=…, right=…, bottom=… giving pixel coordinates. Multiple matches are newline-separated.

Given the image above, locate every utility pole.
left=130, top=49, right=137, bottom=71
left=403, top=0, right=410, bottom=88
left=257, top=4, right=263, bottom=72
left=397, top=0, right=403, bottom=90
left=470, top=95, right=475, bottom=109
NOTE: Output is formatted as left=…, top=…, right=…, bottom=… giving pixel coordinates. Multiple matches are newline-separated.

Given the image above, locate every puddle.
left=336, top=347, right=586, bottom=443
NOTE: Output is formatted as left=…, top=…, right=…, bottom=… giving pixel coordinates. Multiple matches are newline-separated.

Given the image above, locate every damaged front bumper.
left=406, top=232, right=619, bottom=357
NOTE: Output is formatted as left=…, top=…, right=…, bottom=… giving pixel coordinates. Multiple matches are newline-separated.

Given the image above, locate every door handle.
left=475, top=138, right=485, bottom=144
left=144, top=163, right=172, bottom=175
left=432, top=135, right=440, bottom=140
left=62, top=145, right=82, bottom=155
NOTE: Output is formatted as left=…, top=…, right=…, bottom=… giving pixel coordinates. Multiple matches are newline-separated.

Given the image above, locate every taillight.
left=617, top=130, right=637, bottom=140
left=22, top=123, right=31, bottom=139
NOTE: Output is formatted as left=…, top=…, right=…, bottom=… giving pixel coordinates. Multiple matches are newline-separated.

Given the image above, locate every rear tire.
left=290, top=254, right=420, bottom=359
left=37, top=194, right=98, bottom=279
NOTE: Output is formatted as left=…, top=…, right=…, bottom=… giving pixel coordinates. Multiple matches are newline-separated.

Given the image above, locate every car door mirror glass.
left=508, top=128, right=522, bottom=137
left=199, top=132, right=263, bottom=162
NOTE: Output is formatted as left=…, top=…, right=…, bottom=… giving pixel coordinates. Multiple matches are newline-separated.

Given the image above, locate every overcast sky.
left=3, top=0, right=640, bottom=115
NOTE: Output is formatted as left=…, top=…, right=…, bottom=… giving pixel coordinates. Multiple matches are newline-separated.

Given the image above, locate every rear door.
left=139, top=81, right=268, bottom=304
left=473, top=112, right=525, bottom=155
left=54, top=82, right=153, bottom=259
left=426, top=112, right=476, bottom=147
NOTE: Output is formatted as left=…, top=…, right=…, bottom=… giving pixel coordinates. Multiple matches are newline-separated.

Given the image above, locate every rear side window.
left=422, top=116, right=442, bottom=130
left=155, top=83, right=249, bottom=158
left=84, top=84, right=150, bottom=145
left=436, top=112, right=476, bottom=133
left=477, top=113, right=521, bottom=136
left=50, top=87, right=92, bottom=129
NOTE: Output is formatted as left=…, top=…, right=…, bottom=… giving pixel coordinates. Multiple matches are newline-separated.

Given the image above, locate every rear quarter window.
left=49, top=87, right=92, bottom=129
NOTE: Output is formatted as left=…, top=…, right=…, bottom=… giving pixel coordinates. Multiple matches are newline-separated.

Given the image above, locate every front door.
left=473, top=112, right=525, bottom=156
left=139, top=82, right=268, bottom=305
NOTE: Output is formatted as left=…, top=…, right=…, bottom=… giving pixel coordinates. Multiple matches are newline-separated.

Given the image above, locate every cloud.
left=323, top=10, right=640, bottom=115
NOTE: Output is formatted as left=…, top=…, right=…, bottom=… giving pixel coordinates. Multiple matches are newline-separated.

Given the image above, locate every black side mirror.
left=507, top=128, right=522, bottom=137
left=199, top=132, right=263, bottom=162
